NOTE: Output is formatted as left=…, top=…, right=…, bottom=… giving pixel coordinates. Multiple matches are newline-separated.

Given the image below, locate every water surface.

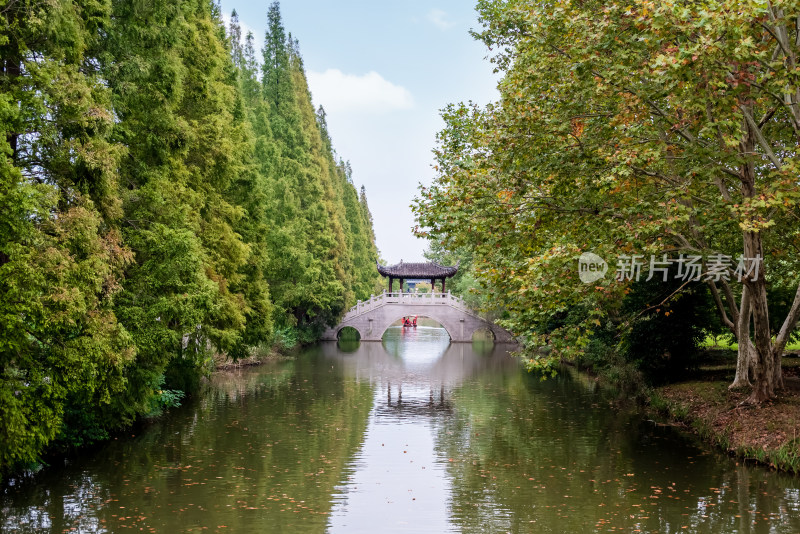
left=2, top=326, right=799, bottom=533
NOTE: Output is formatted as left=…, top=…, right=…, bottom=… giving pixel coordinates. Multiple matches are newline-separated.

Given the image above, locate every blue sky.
left=219, top=0, right=498, bottom=263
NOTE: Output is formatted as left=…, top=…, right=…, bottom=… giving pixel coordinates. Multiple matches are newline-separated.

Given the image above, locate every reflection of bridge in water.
left=320, top=329, right=519, bottom=416
left=381, top=381, right=452, bottom=416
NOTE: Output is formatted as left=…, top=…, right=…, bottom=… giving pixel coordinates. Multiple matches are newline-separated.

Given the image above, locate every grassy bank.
left=700, top=335, right=800, bottom=352
left=649, top=351, right=800, bottom=474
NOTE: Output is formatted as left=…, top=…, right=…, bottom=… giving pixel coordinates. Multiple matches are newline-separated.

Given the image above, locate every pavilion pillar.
left=442, top=278, right=446, bottom=293
left=399, top=278, right=404, bottom=293
left=430, top=278, right=434, bottom=292
left=388, top=276, right=393, bottom=293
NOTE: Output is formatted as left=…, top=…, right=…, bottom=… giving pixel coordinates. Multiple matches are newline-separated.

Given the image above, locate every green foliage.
left=233, top=3, right=379, bottom=339
left=424, top=244, right=489, bottom=314
left=619, top=278, right=717, bottom=383
left=337, top=326, right=361, bottom=341
left=261, top=1, right=292, bottom=109
left=413, top=0, right=800, bottom=396
left=271, top=327, right=299, bottom=353
left=0, top=0, right=379, bottom=478
left=1, top=0, right=133, bottom=476
left=145, top=375, right=186, bottom=418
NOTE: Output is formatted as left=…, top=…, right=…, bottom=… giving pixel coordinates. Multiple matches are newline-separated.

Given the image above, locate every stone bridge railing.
left=343, top=291, right=469, bottom=321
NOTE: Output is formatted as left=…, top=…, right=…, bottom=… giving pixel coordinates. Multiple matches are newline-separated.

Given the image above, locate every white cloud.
left=307, top=69, right=414, bottom=113
left=427, top=9, right=456, bottom=30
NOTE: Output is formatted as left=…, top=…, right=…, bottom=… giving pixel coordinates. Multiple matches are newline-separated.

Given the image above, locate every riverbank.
left=213, top=348, right=294, bottom=370
left=649, top=351, right=800, bottom=474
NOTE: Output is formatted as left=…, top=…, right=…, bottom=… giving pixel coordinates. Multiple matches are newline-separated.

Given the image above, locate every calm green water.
left=2, top=326, right=800, bottom=533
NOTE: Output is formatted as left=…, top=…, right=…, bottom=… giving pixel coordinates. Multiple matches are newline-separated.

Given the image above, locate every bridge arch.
left=335, top=325, right=363, bottom=341
left=378, top=313, right=453, bottom=341
left=470, top=326, right=496, bottom=342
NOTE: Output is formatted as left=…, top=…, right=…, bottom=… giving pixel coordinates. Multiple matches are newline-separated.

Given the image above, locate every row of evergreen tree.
left=0, top=0, right=380, bottom=477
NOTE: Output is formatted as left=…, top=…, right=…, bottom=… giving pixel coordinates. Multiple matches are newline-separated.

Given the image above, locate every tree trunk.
left=730, top=286, right=752, bottom=389
left=774, top=349, right=784, bottom=390
left=739, top=112, right=776, bottom=404
left=744, top=231, right=775, bottom=403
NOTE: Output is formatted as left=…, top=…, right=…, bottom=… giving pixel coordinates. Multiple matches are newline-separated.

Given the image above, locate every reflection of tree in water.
left=1, top=473, right=110, bottom=532
left=336, top=339, right=360, bottom=353
left=1, top=355, right=375, bottom=533
left=435, top=369, right=800, bottom=533
left=207, top=360, right=295, bottom=403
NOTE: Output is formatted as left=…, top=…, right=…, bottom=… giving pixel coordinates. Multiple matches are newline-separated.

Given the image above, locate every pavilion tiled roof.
left=376, top=260, right=459, bottom=279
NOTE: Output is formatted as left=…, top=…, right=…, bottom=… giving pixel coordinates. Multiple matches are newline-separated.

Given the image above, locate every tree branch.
left=760, top=21, right=791, bottom=57
left=740, top=105, right=783, bottom=169
left=721, top=278, right=741, bottom=326
left=774, top=282, right=800, bottom=356
left=708, top=281, right=736, bottom=332
left=757, top=103, right=779, bottom=129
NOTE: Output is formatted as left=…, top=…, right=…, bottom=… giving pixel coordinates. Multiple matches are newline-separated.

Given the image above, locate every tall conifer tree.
left=261, top=1, right=291, bottom=109
left=0, top=0, right=133, bottom=472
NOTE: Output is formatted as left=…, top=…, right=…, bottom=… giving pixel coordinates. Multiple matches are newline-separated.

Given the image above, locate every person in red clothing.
left=413, top=316, right=417, bottom=327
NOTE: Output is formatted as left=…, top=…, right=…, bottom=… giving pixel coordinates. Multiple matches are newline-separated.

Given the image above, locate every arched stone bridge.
left=321, top=292, right=516, bottom=343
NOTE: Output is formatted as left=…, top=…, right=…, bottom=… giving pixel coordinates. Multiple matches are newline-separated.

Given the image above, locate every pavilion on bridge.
left=376, top=260, right=459, bottom=293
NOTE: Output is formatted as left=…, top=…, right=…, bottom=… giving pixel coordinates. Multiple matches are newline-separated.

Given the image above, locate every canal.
left=2, top=325, right=800, bottom=532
